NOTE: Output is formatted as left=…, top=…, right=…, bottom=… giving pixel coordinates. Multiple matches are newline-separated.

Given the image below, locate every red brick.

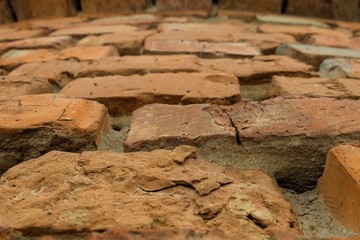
left=320, top=59, right=360, bottom=79
left=0, top=0, right=14, bottom=24
left=58, top=46, right=119, bottom=61
left=0, top=49, right=58, bottom=68
left=156, top=0, right=212, bottom=11
left=50, top=25, right=139, bottom=37
left=77, top=31, right=155, bottom=55
left=0, top=94, right=110, bottom=173
left=87, top=14, right=159, bottom=26
left=10, top=0, right=77, bottom=20
left=0, top=75, right=53, bottom=97
left=218, top=0, right=282, bottom=13
left=0, top=29, right=46, bottom=42
left=317, top=144, right=360, bottom=232
left=60, top=73, right=241, bottom=115
left=144, top=39, right=261, bottom=57
left=28, top=16, right=88, bottom=30
left=268, top=76, right=360, bottom=99
left=80, top=0, right=147, bottom=14
left=125, top=98, right=360, bottom=192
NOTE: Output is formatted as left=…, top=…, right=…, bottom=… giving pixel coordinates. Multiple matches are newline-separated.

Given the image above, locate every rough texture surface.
left=0, top=94, right=111, bottom=174
left=0, top=146, right=301, bottom=239
left=80, top=0, right=148, bottom=14
left=317, top=145, right=360, bottom=232
left=156, top=0, right=212, bottom=11
left=320, top=59, right=360, bottom=80
left=218, top=0, right=282, bottom=13
left=0, top=0, right=14, bottom=24
left=0, top=75, right=53, bottom=97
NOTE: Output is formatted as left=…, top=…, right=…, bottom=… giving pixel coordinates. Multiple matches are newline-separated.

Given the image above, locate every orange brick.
left=305, top=35, right=360, bottom=51
left=50, top=25, right=139, bottom=37
left=87, top=14, right=159, bottom=26
left=317, top=145, right=360, bottom=232
left=58, top=46, right=119, bottom=61
left=0, top=49, right=58, bottom=68
left=0, top=29, right=46, bottom=42
left=0, top=75, right=53, bottom=97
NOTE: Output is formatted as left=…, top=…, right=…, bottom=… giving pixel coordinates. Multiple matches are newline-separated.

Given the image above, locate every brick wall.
left=0, top=0, right=359, bottom=23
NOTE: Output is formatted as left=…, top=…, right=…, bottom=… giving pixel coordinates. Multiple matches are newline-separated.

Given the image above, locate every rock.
left=268, top=76, right=360, bottom=99
left=80, top=0, right=148, bottom=14
left=0, top=147, right=301, bottom=239
left=317, top=144, right=360, bottom=232
left=50, top=25, right=139, bottom=37
left=60, top=73, right=241, bottom=115
left=0, top=29, right=46, bottom=42
left=57, top=46, right=119, bottom=61
left=276, top=43, right=360, bottom=68
left=0, top=0, right=14, bottom=24
left=0, top=94, right=111, bottom=173
left=319, top=58, right=360, bottom=79
left=218, top=0, right=282, bottom=13
left=156, top=0, right=212, bottom=11
left=0, top=75, right=53, bottom=97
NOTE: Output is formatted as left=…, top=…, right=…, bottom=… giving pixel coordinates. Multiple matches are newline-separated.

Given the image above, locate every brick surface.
left=320, top=58, right=360, bottom=79
left=0, top=75, right=53, bottom=97
left=0, top=49, right=58, bottom=68
left=50, top=25, right=139, bottom=37
left=0, top=29, right=46, bottom=42
left=256, top=15, right=329, bottom=28
left=218, top=0, right=282, bottom=13
left=28, top=16, right=88, bottom=30
left=156, top=0, right=212, bottom=11
left=60, top=73, right=241, bottom=115
left=0, top=0, right=14, bottom=24
left=0, top=94, right=111, bottom=173
left=317, top=144, right=360, bottom=232
left=88, top=14, right=159, bottom=26
left=268, top=76, right=360, bottom=99
left=81, top=0, right=147, bottom=14
left=10, top=0, right=77, bottom=20
left=276, top=43, right=360, bottom=68
left=58, top=45, right=119, bottom=60
left=305, top=35, right=360, bottom=51
left=77, top=31, right=155, bottom=55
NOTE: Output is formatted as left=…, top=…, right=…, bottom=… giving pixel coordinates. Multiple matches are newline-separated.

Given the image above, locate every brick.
left=28, top=16, right=88, bottom=30
left=218, top=0, right=282, bottom=13
left=77, top=31, right=155, bottom=55
left=0, top=75, right=53, bottom=97
left=268, top=76, right=360, bottom=99
left=0, top=0, right=14, bottom=24
left=58, top=46, right=119, bottom=61
left=80, top=0, right=147, bottom=14
left=258, top=24, right=352, bottom=41
left=320, top=58, right=360, bottom=79
left=87, top=14, right=159, bottom=26
left=0, top=36, right=74, bottom=55
left=144, top=39, right=261, bottom=57
left=336, top=21, right=360, bottom=32
left=305, top=35, right=360, bottom=51
left=10, top=0, right=77, bottom=20
left=0, top=29, right=46, bottom=42
left=9, top=60, right=88, bottom=88
left=60, top=73, right=241, bottom=115
left=317, top=144, right=360, bottom=232
left=276, top=43, right=360, bottom=68
left=125, top=98, right=360, bottom=192
left=287, top=0, right=360, bottom=22
left=0, top=94, right=110, bottom=173
left=0, top=49, right=58, bottom=69
left=156, top=0, right=212, bottom=11
left=256, top=15, right=329, bottom=28
left=0, top=147, right=300, bottom=238
left=50, top=25, right=139, bottom=37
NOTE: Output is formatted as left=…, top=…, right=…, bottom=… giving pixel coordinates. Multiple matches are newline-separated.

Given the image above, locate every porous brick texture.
left=0, top=6, right=359, bottom=240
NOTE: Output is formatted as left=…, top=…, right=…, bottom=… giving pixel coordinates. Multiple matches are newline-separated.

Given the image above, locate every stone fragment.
left=77, top=31, right=155, bottom=54
left=0, top=94, right=111, bottom=173
left=156, top=0, right=212, bottom=11
left=0, top=29, right=46, bottom=42
left=256, top=15, right=329, bottom=28
left=125, top=98, right=360, bottom=192
left=0, top=147, right=300, bottom=239
left=320, top=58, right=360, bottom=79
left=50, top=25, right=139, bottom=37
left=0, top=49, right=58, bottom=68
left=144, top=39, right=261, bottom=57
left=305, top=35, right=360, bottom=51
left=0, top=75, right=53, bottom=97
left=0, top=36, right=74, bottom=54
left=58, top=46, right=119, bottom=61
left=317, top=144, right=360, bottom=232
left=268, top=76, right=360, bottom=99
left=60, top=73, right=241, bottom=115
left=0, top=0, right=14, bottom=24
left=218, top=0, right=282, bottom=13
left=10, top=0, right=77, bottom=20
left=80, top=0, right=147, bottom=14
left=276, top=43, right=360, bottom=68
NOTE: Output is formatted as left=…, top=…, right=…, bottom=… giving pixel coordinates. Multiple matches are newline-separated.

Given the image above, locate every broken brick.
left=305, top=35, right=360, bottom=51
left=320, top=58, right=360, bottom=79
left=58, top=46, right=119, bottom=61
left=50, top=25, right=139, bottom=37
left=0, top=75, right=53, bottom=97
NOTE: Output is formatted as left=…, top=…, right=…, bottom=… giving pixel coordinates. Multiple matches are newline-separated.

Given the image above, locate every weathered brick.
left=87, top=14, right=159, bottom=26
left=305, top=35, right=360, bottom=51
left=28, top=16, right=88, bottom=30
left=144, top=39, right=261, bottom=57
left=317, top=144, right=360, bottom=232
left=256, top=15, right=329, bottom=28
left=58, top=46, right=119, bottom=61
left=276, top=43, right=360, bottom=68
left=268, top=76, right=360, bottom=99
left=50, top=25, right=139, bottom=37
left=0, top=0, right=14, bottom=24
left=287, top=0, right=360, bottom=22
left=0, top=36, right=74, bottom=55
left=0, top=49, right=58, bottom=69
left=80, top=0, right=147, bottom=14
left=156, top=0, right=212, bottom=11
left=60, top=73, right=241, bottom=115
left=0, top=29, right=46, bottom=42
left=320, top=58, right=360, bottom=79
left=77, top=31, right=155, bottom=55
left=0, top=75, right=53, bottom=97
left=218, top=0, right=282, bottom=13
left=125, top=98, right=360, bottom=192
left=0, top=94, right=111, bottom=173
left=10, top=0, right=77, bottom=20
